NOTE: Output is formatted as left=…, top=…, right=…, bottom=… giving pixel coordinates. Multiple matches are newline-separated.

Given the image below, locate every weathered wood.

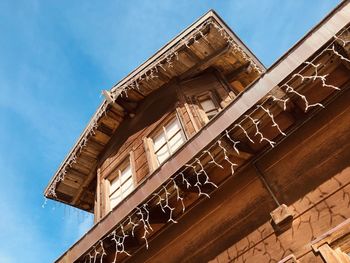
left=72, top=163, right=98, bottom=205
left=94, top=168, right=101, bottom=223
left=179, top=45, right=230, bottom=80
left=102, top=90, right=125, bottom=113
left=225, top=61, right=251, bottom=82
left=318, top=244, right=346, bottom=263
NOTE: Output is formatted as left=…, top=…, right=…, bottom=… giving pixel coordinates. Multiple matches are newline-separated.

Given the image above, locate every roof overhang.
left=44, top=10, right=265, bottom=211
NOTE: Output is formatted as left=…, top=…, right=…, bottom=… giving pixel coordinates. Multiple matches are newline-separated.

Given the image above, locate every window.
left=199, top=97, right=219, bottom=120
left=108, top=158, right=134, bottom=210
left=196, top=92, right=221, bottom=123
left=311, top=220, right=350, bottom=263
left=149, top=116, right=187, bottom=167
left=317, top=243, right=350, bottom=263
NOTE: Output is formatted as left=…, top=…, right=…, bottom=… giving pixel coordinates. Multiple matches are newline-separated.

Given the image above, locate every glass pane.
left=166, top=119, right=181, bottom=139
left=121, top=178, right=134, bottom=197
left=156, top=144, right=170, bottom=164
left=110, top=176, right=120, bottom=194
left=153, top=132, right=166, bottom=151
left=120, top=164, right=132, bottom=184
left=200, top=99, right=216, bottom=112
left=169, top=131, right=185, bottom=153
left=109, top=160, right=134, bottom=209
left=121, top=177, right=133, bottom=192
left=123, top=185, right=134, bottom=197
left=110, top=188, right=122, bottom=209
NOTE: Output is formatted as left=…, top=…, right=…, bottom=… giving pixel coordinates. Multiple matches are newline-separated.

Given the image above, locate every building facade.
left=45, top=2, right=350, bottom=262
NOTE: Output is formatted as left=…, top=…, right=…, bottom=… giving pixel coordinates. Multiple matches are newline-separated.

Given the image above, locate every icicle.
left=225, top=130, right=240, bottom=154
left=283, top=84, right=325, bottom=112
left=171, top=178, right=186, bottom=213
left=195, top=158, right=218, bottom=188
left=203, top=150, right=223, bottom=169
left=217, top=140, right=238, bottom=175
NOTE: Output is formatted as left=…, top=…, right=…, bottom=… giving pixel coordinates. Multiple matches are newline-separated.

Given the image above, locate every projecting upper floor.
left=44, top=10, right=264, bottom=218
left=95, top=68, right=257, bottom=221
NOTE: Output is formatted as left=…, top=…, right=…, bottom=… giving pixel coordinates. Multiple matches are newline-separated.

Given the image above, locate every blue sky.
left=0, top=1, right=341, bottom=262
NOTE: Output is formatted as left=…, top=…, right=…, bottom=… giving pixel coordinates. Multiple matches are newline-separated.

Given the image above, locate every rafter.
left=225, top=61, right=251, bottom=82
left=72, top=163, right=98, bottom=205
left=179, top=44, right=230, bottom=80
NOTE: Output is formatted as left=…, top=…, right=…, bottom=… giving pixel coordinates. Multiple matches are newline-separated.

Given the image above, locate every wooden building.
left=45, top=2, right=350, bottom=262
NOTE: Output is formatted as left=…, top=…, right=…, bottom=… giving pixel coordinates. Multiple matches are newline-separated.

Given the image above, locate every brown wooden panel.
left=209, top=84, right=350, bottom=263
left=97, top=82, right=194, bottom=218
left=259, top=83, right=350, bottom=206
left=127, top=165, right=276, bottom=263
left=211, top=176, right=350, bottom=263
left=97, top=71, right=237, bottom=216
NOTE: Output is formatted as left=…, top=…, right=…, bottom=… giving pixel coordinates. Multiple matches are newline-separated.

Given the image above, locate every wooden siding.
left=96, top=71, right=234, bottom=220
left=121, top=77, right=350, bottom=263
left=209, top=80, right=350, bottom=263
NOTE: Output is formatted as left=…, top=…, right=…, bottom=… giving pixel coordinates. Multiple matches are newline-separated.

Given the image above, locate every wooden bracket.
left=270, top=204, right=294, bottom=234
left=102, top=89, right=125, bottom=113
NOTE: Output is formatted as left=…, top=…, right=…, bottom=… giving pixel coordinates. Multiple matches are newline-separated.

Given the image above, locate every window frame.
left=194, top=90, right=221, bottom=125
left=102, top=153, right=136, bottom=214
left=145, top=113, right=187, bottom=172
left=312, top=219, right=350, bottom=263
left=179, top=70, right=236, bottom=129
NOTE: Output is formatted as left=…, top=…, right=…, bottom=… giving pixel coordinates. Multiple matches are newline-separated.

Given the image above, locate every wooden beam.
left=181, top=47, right=202, bottom=65
left=179, top=44, right=230, bottom=80
left=94, top=168, right=101, bottom=223
left=68, top=168, right=89, bottom=179
left=102, top=90, right=125, bottom=113
left=267, top=86, right=294, bottom=112
left=116, top=99, right=138, bottom=114
left=124, top=235, right=143, bottom=251
left=225, top=61, right=251, bottom=82
left=149, top=207, right=170, bottom=224
left=335, top=42, right=350, bottom=71
left=72, top=163, right=98, bottom=206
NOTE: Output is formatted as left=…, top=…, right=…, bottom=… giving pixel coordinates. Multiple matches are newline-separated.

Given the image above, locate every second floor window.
left=109, top=158, right=134, bottom=210
left=150, top=116, right=187, bottom=167
left=196, top=92, right=221, bottom=123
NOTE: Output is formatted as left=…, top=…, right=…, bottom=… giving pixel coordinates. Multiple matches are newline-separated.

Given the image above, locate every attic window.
left=108, top=157, right=134, bottom=210
left=146, top=115, right=187, bottom=170
left=196, top=92, right=221, bottom=123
